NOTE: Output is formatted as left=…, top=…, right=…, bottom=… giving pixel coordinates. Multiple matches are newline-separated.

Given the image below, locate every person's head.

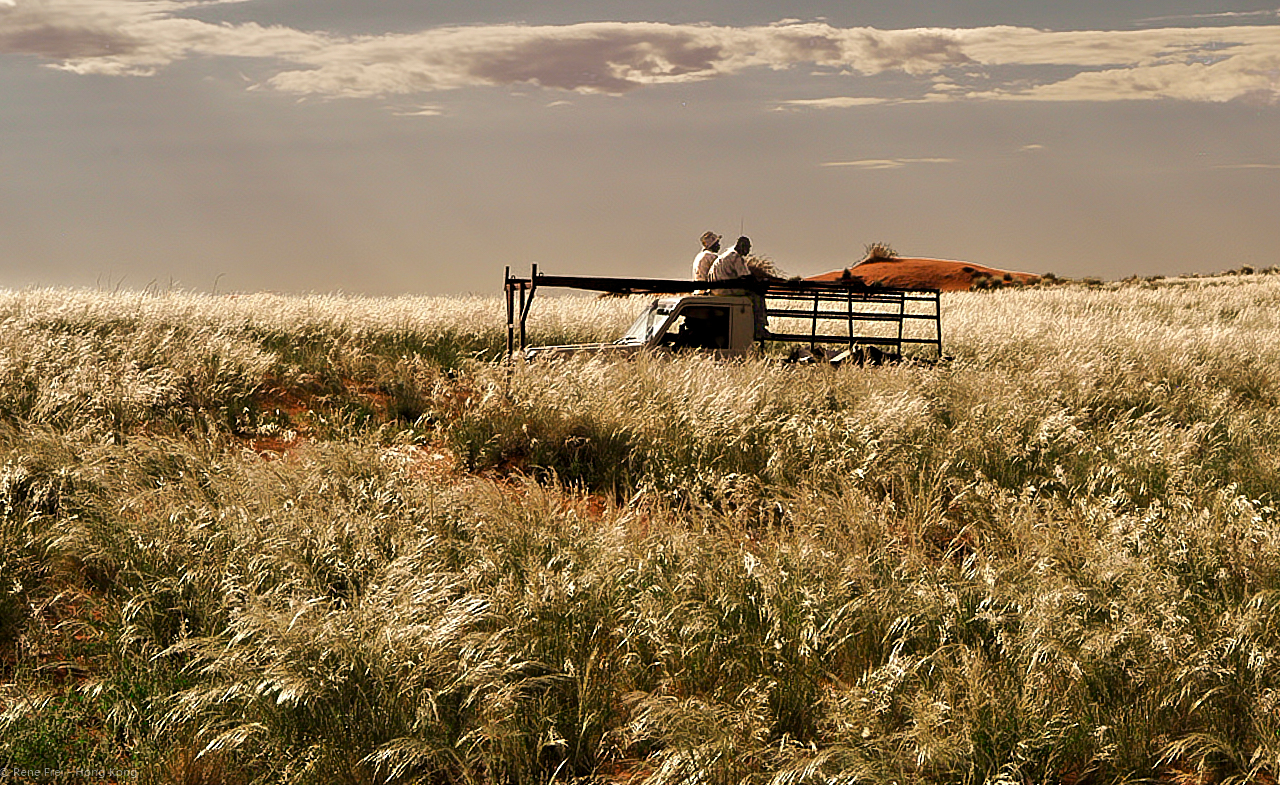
left=734, top=236, right=751, bottom=255
left=700, top=231, right=721, bottom=251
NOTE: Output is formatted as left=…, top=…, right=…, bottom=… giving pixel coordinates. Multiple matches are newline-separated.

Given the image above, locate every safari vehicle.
left=504, top=265, right=943, bottom=362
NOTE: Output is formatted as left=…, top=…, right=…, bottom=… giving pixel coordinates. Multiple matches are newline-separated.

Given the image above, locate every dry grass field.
left=3, top=273, right=1280, bottom=783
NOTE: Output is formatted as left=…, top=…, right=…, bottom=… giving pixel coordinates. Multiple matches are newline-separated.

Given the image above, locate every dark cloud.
left=465, top=29, right=724, bottom=92
left=852, top=29, right=973, bottom=73
left=0, top=22, right=140, bottom=58
left=763, top=28, right=845, bottom=63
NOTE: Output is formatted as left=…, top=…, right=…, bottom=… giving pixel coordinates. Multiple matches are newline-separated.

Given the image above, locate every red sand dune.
left=805, top=257, right=1040, bottom=292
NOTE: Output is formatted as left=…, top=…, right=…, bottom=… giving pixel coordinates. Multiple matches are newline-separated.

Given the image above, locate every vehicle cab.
left=623, top=295, right=756, bottom=354
left=522, top=294, right=758, bottom=360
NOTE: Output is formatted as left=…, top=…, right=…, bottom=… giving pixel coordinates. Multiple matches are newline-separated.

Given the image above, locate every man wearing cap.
left=692, top=231, right=721, bottom=281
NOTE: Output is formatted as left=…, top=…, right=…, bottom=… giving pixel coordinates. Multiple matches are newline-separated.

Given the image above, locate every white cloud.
left=963, top=56, right=1280, bottom=103
left=950, top=25, right=1280, bottom=103
left=778, top=96, right=893, bottom=109
left=2, top=4, right=1278, bottom=105
left=392, top=104, right=444, bottom=117
left=822, top=158, right=957, bottom=169
left=1137, top=9, right=1280, bottom=26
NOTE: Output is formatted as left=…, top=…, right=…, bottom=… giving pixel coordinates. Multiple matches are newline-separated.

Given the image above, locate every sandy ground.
left=805, top=257, right=1041, bottom=292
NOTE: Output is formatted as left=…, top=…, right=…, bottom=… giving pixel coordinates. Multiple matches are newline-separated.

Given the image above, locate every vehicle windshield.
left=620, top=302, right=674, bottom=343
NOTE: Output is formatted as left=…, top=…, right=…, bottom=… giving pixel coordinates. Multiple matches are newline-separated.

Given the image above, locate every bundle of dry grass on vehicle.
left=744, top=254, right=788, bottom=279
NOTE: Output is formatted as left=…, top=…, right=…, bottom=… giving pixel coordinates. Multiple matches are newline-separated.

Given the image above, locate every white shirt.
left=692, top=249, right=717, bottom=281
left=709, top=249, right=750, bottom=281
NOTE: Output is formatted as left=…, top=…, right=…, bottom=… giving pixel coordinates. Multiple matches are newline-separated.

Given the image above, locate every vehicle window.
left=621, top=303, right=675, bottom=343
left=660, top=306, right=730, bottom=350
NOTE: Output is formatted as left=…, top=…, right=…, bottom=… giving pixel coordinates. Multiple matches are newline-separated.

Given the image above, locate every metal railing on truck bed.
left=504, top=265, right=942, bottom=359
left=762, top=279, right=942, bottom=358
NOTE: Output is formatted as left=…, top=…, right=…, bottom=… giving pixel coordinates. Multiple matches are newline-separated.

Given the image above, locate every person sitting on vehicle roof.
left=709, top=236, right=769, bottom=340
left=709, top=236, right=752, bottom=282
left=692, top=231, right=721, bottom=281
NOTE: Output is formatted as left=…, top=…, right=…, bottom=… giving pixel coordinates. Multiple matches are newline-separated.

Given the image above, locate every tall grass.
left=3, top=277, right=1280, bottom=783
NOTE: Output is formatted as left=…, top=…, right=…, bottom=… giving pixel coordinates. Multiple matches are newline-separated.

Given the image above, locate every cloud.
left=1214, top=162, right=1280, bottom=169
left=778, top=96, right=893, bottom=109
left=0, top=0, right=325, bottom=76
left=962, top=56, right=1280, bottom=103
left=946, top=25, right=1280, bottom=103
left=1137, top=9, right=1280, bottom=26
left=258, top=23, right=980, bottom=98
left=265, top=24, right=728, bottom=96
left=822, top=158, right=957, bottom=169
left=392, top=104, right=444, bottom=117
left=2, top=3, right=1278, bottom=105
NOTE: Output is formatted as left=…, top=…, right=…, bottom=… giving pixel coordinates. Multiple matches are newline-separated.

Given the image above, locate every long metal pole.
left=933, top=292, right=942, bottom=358
left=847, top=292, right=854, bottom=348
left=518, top=282, right=527, bottom=351
left=518, top=263, right=538, bottom=351
left=897, top=294, right=905, bottom=355
left=810, top=293, right=819, bottom=349
left=505, top=266, right=514, bottom=358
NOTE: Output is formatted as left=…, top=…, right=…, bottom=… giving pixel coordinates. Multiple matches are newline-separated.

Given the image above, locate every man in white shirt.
left=692, top=231, right=721, bottom=281
left=709, top=236, right=752, bottom=282
left=708, top=236, right=768, bottom=339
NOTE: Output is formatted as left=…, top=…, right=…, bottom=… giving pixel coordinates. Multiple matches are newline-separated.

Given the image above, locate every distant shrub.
left=863, top=241, right=898, bottom=261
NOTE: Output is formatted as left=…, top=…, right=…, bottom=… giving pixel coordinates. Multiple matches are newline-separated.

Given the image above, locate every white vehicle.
left=504, top=266, right=942, bottom=362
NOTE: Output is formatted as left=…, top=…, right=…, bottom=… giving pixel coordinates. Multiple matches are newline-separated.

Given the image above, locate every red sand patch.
left=806, top=257, right=1040, bottom=292
left=380, top=443, right=461, bottom=481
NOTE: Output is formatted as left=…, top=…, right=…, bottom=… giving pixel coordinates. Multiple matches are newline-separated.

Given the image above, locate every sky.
left=2, top=1, right=1278, bottom=295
